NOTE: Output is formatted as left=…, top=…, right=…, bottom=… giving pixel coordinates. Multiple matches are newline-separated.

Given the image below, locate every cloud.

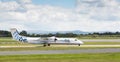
left=0, top=1, right=20, bottom=11
left=0, top=0, right=120, bottom=32
left=77, top=0, right=120, bottom=21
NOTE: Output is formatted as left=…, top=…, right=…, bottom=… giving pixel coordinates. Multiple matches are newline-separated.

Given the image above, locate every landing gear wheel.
left=78, top=44, right=80, bottom=46
left=43, top=44, right=46, bottom=47
left=48, top=44, right=50, bottom=46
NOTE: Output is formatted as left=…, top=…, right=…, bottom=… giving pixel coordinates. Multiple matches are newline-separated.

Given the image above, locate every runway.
left=82, top=39, right=120, bottom=42
left=0, top=48, right=120, bottom=55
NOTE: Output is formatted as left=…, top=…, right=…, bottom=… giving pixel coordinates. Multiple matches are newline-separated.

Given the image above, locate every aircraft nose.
left=79, top=40, right=84, bottom=44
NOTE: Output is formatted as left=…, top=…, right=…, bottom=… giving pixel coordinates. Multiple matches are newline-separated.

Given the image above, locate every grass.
left=0, top=53, right=120, bottom=62
left=77, top=35, right=120, bottom=39
left=0, top=39, right=15, bottom=42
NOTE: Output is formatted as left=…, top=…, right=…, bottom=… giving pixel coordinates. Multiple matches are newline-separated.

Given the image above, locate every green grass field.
left=0, top=37, right=15, bottom=42
left=0, top=53, right=120, bottom=62
left=77, top=35, right=120, bottom=39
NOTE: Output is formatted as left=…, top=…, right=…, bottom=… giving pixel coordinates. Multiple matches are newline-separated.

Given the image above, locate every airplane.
left=10, top=28, right=84, bottom=47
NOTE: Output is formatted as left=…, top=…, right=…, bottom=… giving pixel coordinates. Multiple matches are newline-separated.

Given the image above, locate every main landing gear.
left=78, top=44, right=81, bottom=46
left=48, top=44, right=50, bottom=46
left=43, top=44, right=51, bottom=47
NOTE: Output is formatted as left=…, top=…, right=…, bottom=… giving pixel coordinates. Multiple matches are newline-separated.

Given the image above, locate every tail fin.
left=10, top=28, right=27, bottom=42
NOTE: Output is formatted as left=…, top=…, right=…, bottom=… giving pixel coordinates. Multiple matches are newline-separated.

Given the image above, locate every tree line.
left=0, top=30, right=120, bottom=37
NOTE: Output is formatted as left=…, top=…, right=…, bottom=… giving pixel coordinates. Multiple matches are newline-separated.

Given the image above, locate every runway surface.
left=82, top=39, right=120, bottom=42
left=0, top=48, right=120, bottom=55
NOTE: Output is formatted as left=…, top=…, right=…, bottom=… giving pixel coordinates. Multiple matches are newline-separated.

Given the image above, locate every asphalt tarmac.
left=82, top=39, right=120, bottom=42
left=0, top=48, right=120, bottom=55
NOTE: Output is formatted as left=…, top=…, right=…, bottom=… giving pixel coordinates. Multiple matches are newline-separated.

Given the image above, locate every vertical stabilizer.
left=10, top=28, right=20, bottom=40
left=10, top=28, right=27, bottom=42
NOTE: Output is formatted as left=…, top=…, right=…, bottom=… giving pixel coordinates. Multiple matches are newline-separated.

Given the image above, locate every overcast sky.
left=0, top=0, right=120, bottom=32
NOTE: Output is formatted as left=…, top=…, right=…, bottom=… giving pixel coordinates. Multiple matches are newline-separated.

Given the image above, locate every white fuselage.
left=26, top=37, right=84, bottom=45
left=10, top=28, right=84, bottom=46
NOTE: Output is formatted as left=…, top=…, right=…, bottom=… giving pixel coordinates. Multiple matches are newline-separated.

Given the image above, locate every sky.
left=0, top=0, right=120, bottom=32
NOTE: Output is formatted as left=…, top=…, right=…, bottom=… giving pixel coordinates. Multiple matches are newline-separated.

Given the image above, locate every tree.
left=20, top=30, right=27, bottom=36
left=0, top=30, right=11, bottom=37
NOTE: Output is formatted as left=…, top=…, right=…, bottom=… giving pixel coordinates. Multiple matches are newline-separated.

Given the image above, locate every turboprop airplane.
left=10, top=28, right=84, bottom=47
